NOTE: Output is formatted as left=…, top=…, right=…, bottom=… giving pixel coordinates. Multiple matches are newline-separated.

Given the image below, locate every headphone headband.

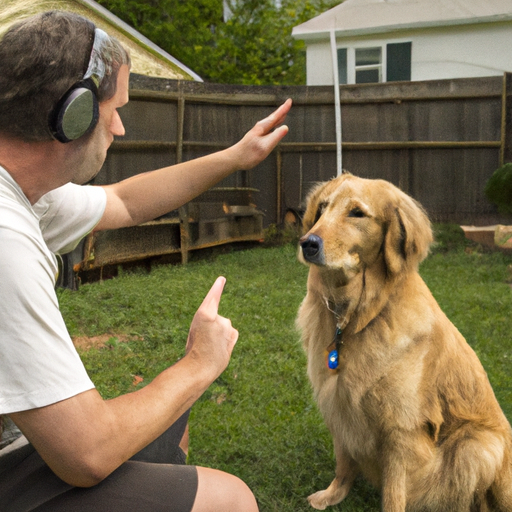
left=49, top=27, right=110, bottom=143
left=83, top=28, right=109, bottom=87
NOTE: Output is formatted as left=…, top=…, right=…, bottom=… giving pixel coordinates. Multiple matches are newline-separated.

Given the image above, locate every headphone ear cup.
left=49, top=80, right=99, bottom=143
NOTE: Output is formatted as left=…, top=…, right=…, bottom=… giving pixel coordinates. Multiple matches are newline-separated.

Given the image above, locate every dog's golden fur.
left=296, top=173, right=512, bottom=511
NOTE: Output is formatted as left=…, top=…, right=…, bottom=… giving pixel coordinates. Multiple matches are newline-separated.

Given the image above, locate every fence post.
left=276, top=147, right=282, bottom=226
left=176, top=90, right=189, bottom=264
left=500, top=72, right=512, bottom=166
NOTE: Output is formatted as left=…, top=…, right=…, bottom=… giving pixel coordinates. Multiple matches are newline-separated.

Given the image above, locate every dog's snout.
left=300, top=234, right=325, bottom=264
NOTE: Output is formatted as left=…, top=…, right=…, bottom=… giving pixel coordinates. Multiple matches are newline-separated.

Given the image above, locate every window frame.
left=354, top=46, right=383, bottom=84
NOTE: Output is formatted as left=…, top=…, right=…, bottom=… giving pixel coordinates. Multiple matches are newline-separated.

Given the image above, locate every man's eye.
left=348, top=207, right=365, bottom=218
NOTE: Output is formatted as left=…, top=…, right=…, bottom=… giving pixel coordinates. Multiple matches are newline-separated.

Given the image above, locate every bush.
left=262, top=223, right=301, bottom=247
left=484, top=163, right=512, bottom=215
left=431, top=223, right=476, bottom=254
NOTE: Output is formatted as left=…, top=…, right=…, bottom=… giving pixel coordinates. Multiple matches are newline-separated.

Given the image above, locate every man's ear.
left=384, top=193, right=433, bottom=276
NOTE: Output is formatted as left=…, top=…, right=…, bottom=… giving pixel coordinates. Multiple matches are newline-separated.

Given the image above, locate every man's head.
left=0, top=10, right=130, bottom=142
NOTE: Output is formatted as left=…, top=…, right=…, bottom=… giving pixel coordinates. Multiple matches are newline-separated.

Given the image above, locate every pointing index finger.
left=200, top=276, right=226, bottom=317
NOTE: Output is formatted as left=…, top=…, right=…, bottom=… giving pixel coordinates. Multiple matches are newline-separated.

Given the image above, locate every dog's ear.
left=384, top=191, right=433, bottom=275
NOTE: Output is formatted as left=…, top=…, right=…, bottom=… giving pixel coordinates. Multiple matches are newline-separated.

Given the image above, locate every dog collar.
left=325, top=327, right=343, bottom=373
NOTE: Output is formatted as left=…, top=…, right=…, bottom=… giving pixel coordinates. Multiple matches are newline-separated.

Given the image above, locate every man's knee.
left=193, top=467, right=258, bottom=512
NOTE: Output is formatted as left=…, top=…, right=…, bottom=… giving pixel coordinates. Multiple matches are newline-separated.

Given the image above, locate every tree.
left=96, top=0, right=340, bottom=85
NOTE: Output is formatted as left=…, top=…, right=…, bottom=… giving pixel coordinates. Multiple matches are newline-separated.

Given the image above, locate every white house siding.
left=305, top=20, right=512, bottom=86
left=306, top=41, right=332, bottom=85
left=412, top=21, right=512, bottom=81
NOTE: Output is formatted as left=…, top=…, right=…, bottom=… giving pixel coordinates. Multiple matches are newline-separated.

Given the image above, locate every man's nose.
left=111, top=111, right=125, bottom=137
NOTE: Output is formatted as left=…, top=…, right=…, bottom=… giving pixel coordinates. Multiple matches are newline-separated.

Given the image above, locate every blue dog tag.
left=328, top=348, right=339, bottom=370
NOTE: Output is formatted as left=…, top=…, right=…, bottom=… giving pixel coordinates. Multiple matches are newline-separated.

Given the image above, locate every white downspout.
left=330, top=29, right=342, bottom=176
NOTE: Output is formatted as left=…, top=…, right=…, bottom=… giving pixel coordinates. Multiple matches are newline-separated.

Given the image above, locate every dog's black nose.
left=300, top=234, right=325, bottom=264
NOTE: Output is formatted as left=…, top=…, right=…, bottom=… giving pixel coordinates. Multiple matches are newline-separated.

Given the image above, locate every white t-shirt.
left=0, top=166, right=106, bottom=417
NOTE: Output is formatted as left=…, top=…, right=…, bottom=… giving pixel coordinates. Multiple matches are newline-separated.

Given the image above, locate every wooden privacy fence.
left=67, top=72, right=512, bottom=282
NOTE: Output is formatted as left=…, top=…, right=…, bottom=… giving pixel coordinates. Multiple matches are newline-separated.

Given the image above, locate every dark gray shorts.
left=0, top=412, right=198, bottom=512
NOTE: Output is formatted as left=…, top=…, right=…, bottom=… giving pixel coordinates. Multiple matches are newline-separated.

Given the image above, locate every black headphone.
left=49, top=27, right=108, bottom=143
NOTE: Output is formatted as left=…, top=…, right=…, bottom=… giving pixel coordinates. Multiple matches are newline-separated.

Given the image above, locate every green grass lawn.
left=57, top=225, right=512, bottom=511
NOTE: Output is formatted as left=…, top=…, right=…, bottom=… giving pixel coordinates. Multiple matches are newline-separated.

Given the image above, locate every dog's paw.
left=307, top=490, right=332, bottom=510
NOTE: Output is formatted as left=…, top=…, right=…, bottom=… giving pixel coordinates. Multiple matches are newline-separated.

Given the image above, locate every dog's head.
left=299, top=172, right=433, bottom=284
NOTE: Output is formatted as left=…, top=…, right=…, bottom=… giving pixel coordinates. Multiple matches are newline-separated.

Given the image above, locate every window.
left=337, top=42, right=411, bottom=85
left=355, top=47, right=382, bottom=84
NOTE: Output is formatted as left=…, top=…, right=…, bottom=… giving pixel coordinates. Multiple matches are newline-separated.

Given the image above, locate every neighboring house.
left=0, top=0, right=202, bottom=81
left=292, top=0, right=512, bottom=86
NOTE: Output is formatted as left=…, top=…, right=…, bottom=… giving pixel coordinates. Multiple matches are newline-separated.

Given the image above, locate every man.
left=0, top=10, right=291, bottom=511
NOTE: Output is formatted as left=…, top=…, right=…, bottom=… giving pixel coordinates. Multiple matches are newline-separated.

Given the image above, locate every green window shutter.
left=337, top=48, right=347, bottom=85
left=387, top=42, right=411, bottom=82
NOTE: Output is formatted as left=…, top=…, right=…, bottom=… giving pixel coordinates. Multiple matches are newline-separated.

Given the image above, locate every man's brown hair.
left=0, top=10, right=130, bottom=141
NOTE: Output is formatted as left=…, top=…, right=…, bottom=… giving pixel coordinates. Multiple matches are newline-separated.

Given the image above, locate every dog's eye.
left=348, top=207, right=365, bottom=218
left=314, top=202, right=328, bottom=224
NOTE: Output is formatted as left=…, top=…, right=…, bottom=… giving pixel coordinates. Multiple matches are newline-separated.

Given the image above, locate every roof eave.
left=292, top=13, right=512, bottom=42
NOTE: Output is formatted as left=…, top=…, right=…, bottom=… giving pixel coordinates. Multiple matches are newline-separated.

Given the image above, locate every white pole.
left=330, top=29, right=342, bottom=176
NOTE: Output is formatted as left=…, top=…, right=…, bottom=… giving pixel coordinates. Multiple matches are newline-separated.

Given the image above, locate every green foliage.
left=95, top=0, right=340, bottom=85
left=484, top=163, right=512, bottom=215
left=431, top=223, right=476, bottom=254
left=263, top=222, right=301, bottom=246
left=58, top=236, right=512, bottom=511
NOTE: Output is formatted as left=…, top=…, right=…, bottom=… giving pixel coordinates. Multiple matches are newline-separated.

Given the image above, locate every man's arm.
left=10, top=277, right=236, bottom=487
left=95, top=99, right=291, bottom=231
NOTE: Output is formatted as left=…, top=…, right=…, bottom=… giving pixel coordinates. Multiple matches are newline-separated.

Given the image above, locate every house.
left=0, top=0, right=202, bottom=81
left=292, top=0, right=512, bottom=86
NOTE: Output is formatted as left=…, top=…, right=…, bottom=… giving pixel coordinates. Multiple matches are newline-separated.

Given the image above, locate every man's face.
left=71, top=64, right=130, bottom=185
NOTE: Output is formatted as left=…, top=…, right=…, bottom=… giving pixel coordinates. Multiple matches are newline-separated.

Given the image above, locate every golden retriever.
left=296, top=172, right=512, bottom=511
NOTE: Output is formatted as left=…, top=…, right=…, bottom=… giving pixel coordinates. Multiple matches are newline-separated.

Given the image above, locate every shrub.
left=484, top=163, right=512, bottom=215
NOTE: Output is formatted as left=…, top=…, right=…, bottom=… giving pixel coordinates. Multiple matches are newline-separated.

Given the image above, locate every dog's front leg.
left=308, top=439, right=358, bottom=510
left=381, top=452, right=407, bottom=512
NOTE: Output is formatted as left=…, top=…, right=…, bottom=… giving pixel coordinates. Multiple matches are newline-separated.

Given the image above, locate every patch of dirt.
left=72, top=334, right=143, bottom=350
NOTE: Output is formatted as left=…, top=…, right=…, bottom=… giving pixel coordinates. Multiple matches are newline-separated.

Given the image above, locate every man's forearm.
left=10, top=354, right=214, bottom=487
left=97, top=148, right=238, bottom=230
